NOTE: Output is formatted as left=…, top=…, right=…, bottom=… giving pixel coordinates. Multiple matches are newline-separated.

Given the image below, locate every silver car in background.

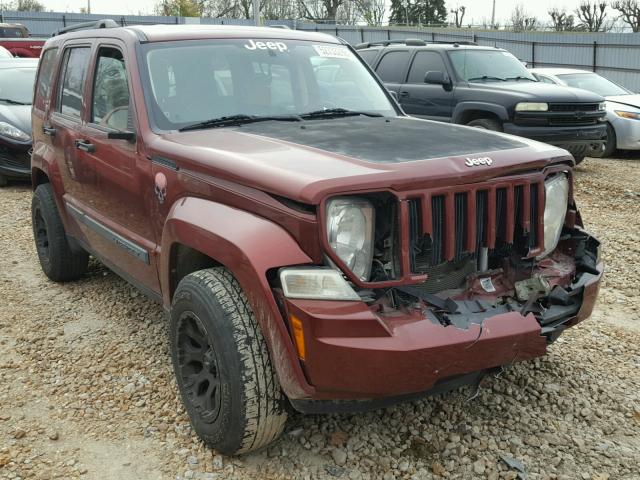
left=531, top=68, right=640, bottom=158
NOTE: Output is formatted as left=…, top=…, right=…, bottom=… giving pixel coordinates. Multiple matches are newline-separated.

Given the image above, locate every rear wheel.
left=602, top=123, right=617, bottom=158
left=31, top=183, right=88, bottom=281
left=466, top=118, right=503, bottom=131
left=170, top=267, right=287, bottom=455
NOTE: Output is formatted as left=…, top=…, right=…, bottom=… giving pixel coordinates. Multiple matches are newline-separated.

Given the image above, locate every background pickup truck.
left=356, top=39, right=607, bottom=163
left=0, top=22, right=44, bottom=57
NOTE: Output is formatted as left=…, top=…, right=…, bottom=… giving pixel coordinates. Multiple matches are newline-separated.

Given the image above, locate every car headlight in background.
left=515, top=102, right=549, bottom=112
left=598, top=102, right=607, bottom=111
left=280, top=268, right=360, bottom=301
left=614, top=110, right=640, bottom=120
left=326, top=197, right=375, bottom=281
left=0, top=121, right=30, bottom=141
left=538, top=174, right=570, bottom=259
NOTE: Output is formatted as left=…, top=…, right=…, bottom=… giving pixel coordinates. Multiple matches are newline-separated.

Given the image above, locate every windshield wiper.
left=300, top=108, right=383, bottom=120
left=467, top=76, right=507, bottom=82
left=0, top=98, right=30, bottom=105
left=179, top=114, right=301, bottom=132
left=504, top=76, right=537, bottom=82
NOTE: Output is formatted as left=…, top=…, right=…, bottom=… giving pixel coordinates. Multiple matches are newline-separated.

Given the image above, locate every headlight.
left=598, top=102, right=607, bottom=111
left=538, top=174, right=569, bottom=259
left=615, top=110, right=640, bottom=120
left=0, top=121, right=30, bottom=141
left=326, top=197, right=375, bottom=281
left=515, top=102, right=548, bottom=112
left=280, top=268, right=360, bottom=301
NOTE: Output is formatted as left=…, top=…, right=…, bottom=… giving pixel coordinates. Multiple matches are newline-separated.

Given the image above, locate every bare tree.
left=510, top=5, right=539, bottom=31
left=612, top=0, right=640, bottom=31
left=549, top=8, right=577, bottom=30
left=450, top=5, right=466, bottom=28
left=336, top=1, right=360, bottom=24
left=299, top=0, right=344, bottom=22
left=354, top=0, right=386, bottom=26
left=261, top=0, right=297, bottom=20
left=15, top=0, right=45, bottom=11
left=575, top=1, right=611, bottom=31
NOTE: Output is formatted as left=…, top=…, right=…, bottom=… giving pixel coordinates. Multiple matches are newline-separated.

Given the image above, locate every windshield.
left=141, top=39, right=396, bottom=130
left=557, top=73, right=630, bottom=97
left=448, top=49, right=536, bottom=82
left=0, top=67, right=36, bottom=104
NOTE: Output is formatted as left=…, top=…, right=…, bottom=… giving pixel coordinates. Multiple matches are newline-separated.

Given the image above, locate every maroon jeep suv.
left=30, top=24, right=603, bottom=454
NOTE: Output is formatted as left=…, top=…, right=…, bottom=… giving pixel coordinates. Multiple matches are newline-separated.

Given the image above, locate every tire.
left=573, top=155, right=586, bottom=165
left=31, top=183, right=88, bottom=282
left=466, top=118, right=503, bottom=131
left=602, top=123, right=617, bottom=158
left=0, top=174, right=7, bottom=187
left=170, top=268, right=287, bottom=455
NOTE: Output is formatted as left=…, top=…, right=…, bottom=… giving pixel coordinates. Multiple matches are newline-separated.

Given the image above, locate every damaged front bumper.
left=282, top=230, right=602, bottom=412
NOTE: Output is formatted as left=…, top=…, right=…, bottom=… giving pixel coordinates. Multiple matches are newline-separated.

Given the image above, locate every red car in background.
left=0, top=22, right=44, bottom=57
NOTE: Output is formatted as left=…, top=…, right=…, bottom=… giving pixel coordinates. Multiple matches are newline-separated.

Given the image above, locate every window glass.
left=0, top=66, right=36, bottom=105
left=557, top=73, right=630, bottom=96
left=92, top=48, right=130, bottom=131
left=143, top=40, right=395, bottom=130
left=536, top=75, right=555, bottom=84
left=357, top=49, right=379, bottom=66
left=375, top=51, right=409, bottom=83
left=0, top=27, right=24, bottom=38
left=58, top=47, right=90, bottom=118
left=407, top=51, right=447, bottom=84
left=34, top=48, right=57, bottom=110
left=448, top=50, right=536, bottom=82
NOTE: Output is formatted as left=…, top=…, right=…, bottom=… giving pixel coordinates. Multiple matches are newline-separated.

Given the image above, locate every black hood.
left=238, top=116, right=527, bottom=163
left=0, top=104, right=32, bottom=136
left=469, top=81, right=605, bottom=103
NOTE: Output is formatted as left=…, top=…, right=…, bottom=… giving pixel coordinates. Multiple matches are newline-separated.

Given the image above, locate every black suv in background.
left=356, top=40, right=607, bottom=163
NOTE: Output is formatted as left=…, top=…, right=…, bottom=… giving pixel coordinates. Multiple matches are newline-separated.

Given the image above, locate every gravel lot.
left=1, top=157, right=639, bottom=480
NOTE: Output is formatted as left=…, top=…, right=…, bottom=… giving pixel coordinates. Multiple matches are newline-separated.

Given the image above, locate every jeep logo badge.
left=244, top=39, right=288, bottom=52
left=465, top=156, right=493, bottom=167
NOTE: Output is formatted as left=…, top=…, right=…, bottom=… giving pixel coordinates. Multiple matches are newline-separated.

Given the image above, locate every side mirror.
left=107, top=131, right=136, bottom=143
left=424, top=71, right=449, bottom=85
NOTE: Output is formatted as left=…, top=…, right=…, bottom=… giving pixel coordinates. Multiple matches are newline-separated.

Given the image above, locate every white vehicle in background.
left=0, top=46, right=13, bottom=58
left=531, top=68, right=640, bottom=158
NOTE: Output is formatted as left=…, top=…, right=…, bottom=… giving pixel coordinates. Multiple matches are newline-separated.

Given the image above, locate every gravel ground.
left=1, top=157, right=639, bottom=480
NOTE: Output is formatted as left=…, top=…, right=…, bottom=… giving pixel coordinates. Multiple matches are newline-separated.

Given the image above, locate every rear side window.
left=375, top=51, right=409, bottom=83
left=407, top=51, right=447, bottom=84
left=34, top=48, right=58, bottom=111
left=357, top=49, right=379, bottom=66
left=0, top=27, right=24, bottom=38
left=57, top=47, right=91, bottom=119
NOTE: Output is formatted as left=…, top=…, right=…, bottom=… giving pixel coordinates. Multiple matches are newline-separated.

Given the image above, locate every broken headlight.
left=326, top=197, right=375, bottom=281
left=538, top=174, right=569, bottom=259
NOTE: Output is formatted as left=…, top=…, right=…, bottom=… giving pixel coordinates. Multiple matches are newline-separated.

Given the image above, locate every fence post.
left=387, top=29, right=390, bottom=40
left=62, top=14, right=66, bottom=27
left=335, top=26, right=339, bottom=37
left=360, top=28, right=364, bottom=43
left=531, top=42, right=536, bottom=68
left=472, top=33, right=477, bottom=43
left=432, top=32, right=435, bottom=42
left=592, top=41, right=597, bottom=72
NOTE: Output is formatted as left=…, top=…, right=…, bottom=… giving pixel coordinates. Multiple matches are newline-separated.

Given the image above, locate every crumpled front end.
left=273, top=165, right=603, bottom=408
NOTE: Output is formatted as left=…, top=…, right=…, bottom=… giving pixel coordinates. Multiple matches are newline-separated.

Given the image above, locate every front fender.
left=453, top=102, right=510, bottom=123
left=161, top=197, right=315, bottom=399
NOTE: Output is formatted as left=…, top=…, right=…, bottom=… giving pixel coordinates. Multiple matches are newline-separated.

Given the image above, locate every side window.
left=91, top=47, right=131, bottom=131
left=407, top=51, right=447, bottom=84
left=357, top=49, right=379, bottom=66
left=34, top=48, right=58, bottom=111
left=375, top=51, right=410, bottom=83
left=57, top=47, right=91, bottom=119
left=537, top=75, right=555, bottom=84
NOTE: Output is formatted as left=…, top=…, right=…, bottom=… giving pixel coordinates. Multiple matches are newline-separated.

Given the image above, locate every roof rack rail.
left=354, top=38, right=426, bottom=49
left=354, top=38, right=479, bottom=49
left=52, top=19, right=119, bottom=37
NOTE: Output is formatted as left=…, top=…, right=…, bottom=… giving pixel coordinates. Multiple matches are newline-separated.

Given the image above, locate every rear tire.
left=31, top=183, right=88, bottom=282
left=602, top=123, right=617, bottom=158
left=170, top=267, right=287, bottom=455
left=466, top=118, right=503, bottom=131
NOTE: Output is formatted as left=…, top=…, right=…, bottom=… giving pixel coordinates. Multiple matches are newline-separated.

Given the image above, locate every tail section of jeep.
left=30, top=24, right=603, bottom=454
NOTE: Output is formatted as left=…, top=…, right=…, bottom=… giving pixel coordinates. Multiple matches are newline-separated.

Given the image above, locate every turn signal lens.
left=615, top=110, right=640, bottom=120
left=289, top=314, right=306, bottom=360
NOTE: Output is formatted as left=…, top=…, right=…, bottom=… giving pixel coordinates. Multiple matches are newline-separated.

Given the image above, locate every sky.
left=35, top=0, right=586, bottom=25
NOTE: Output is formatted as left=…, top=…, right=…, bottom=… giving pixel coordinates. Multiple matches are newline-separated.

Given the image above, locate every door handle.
left=399, top=91, right=410, bottom=98
left=75, top=139, right=95, bottom=153
left=42, top=125, right=56, bottom=136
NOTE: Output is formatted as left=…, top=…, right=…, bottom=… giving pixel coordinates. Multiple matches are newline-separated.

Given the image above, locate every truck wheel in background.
left=466, top=118, right=503, bottom=131
left=31, top=183, right=89, bottom=281
left=602, top=123, right=617, bottom=158
left=170, top=267, right=287, bottom=455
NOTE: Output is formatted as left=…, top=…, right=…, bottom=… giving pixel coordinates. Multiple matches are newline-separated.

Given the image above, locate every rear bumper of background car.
left=281, top=243, right=602, bottom=412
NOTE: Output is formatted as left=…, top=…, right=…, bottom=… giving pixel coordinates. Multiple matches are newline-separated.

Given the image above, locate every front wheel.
left=602, top=123, right=617, bottom=158
left=170, top=268, right=287, bottom=455
left=466, top=118, right=503, bottom=131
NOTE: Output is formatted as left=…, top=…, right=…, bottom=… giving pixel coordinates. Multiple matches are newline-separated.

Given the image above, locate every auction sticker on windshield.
left=313, top=44, right=351, bottom=59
